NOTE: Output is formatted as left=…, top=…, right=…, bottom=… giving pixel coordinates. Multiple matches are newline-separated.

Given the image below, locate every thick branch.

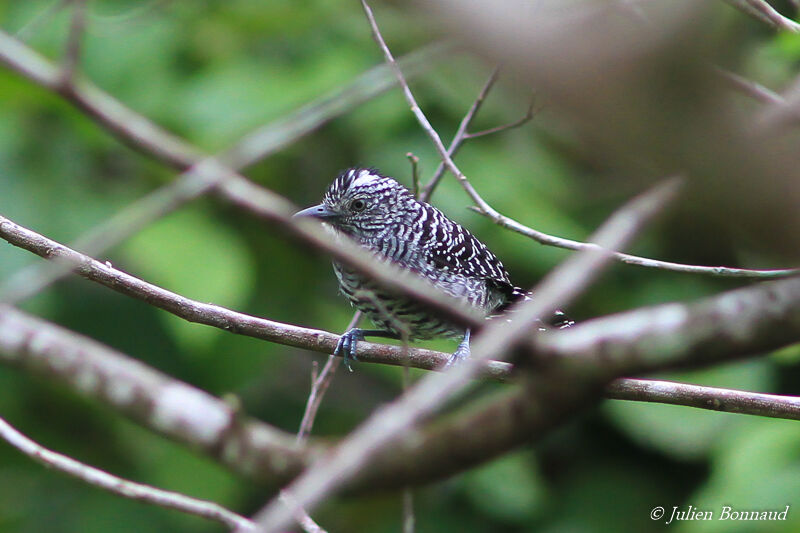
left=0, top=305, right=315, bottom=487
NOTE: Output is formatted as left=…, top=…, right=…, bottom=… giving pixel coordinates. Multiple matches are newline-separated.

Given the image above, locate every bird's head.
left=294, top=168, right=412, bottom=237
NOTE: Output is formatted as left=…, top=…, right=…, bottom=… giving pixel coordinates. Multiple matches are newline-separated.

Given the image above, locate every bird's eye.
left=350, top=199, right=366, bottom=212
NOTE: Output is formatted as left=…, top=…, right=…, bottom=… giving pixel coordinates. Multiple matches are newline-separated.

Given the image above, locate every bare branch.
left=715, top=67, right=786, bottom=107
left=0, top=213, right=472, bottom=372
left=295, top=313, right=361, bottom=444
left=462, top=98, right=536, bottom=139
left=0, top=416, right=255, bottom=530
left=469, top=207, right=800, bottom=278
left=407, top=152, right=421, bottom=199
left=0, top=305, right=312, bottom=484
left=2, top=277, right=799, bottom=498
left=0, top=31, right=482, bottom=339
left=421, top=68, right=499, bottom=200
left=353, top=274, right=800, bottom=491
left=278, top=492, right=327, bottom=533
left=606, top=379, right=800, bottom=420
left=2, top=27, right=790, bottom=289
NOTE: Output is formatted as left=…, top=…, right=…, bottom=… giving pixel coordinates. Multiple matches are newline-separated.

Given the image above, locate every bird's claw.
left=445, top=329, right=471, bottom=368
left=334, top=328, right=365, bottom=372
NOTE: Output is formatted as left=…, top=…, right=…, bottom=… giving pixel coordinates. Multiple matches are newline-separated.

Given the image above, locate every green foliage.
left=0, top=1, right=798, bottom=532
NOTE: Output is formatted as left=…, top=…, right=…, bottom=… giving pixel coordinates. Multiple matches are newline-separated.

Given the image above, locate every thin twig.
left=407, top=152, right=421, bottom=199
left=421, top=68, right=499, bottom=200
left=278, top=491, right=327, bottom=533
left=360, top=292, right=417, bottom=533
left=60, top=0, right=88, bottom=86
left=295, top=312, right=361, bottom=445
left=467, top=206, right=800, bottom=278
left=0, top=413, right=255, bottom=530
left=361, top=0, right=499, bottom=217
left=401, top=349, right=414, bottom=533
left=715, top=67, right=786, bottom=107
left=462, top=98, right=536, bottom=139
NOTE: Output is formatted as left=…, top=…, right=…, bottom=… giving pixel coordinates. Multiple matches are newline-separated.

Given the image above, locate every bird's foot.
left=445, top=329, right=471, bottom=368
left=334, top=328, right=366, bottom=372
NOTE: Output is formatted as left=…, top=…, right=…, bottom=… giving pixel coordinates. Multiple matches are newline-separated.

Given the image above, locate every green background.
left=0, top=1, right=799, bottom=532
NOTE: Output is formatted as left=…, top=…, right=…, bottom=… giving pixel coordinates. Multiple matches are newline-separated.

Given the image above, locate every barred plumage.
left=295, top=167, right=572, bottom=367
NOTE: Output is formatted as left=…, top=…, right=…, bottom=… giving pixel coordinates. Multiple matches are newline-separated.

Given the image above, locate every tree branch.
left=2, top=271, right=799, bottom=495
left=0, top=305, right=314, bottom=486
left=469, top=207, right=799, bottom=278
left=0, top=415, right=255, bottom=530
left=421, top=68, right=499, bottom=200
left=606, top=379, right=800, bottom=420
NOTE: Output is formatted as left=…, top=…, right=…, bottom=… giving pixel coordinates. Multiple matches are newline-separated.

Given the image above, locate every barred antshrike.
left=295, top=167, right=572, bottom=369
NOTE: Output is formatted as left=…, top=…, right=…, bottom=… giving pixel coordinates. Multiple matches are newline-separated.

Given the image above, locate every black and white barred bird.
left=294, top=167, right=573, bottom=368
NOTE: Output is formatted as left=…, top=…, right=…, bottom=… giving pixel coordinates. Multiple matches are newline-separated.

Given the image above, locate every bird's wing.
left=420, top=206, right=516, bottom=291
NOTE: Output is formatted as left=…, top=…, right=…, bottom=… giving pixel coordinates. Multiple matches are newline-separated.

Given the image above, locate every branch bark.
left=0, top=305, right=315, bottom=487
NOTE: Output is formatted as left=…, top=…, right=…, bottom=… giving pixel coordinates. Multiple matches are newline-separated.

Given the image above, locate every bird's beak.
left=293, top=203, right=339, bottom=221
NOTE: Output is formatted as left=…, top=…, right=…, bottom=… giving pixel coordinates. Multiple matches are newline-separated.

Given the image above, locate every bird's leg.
left=446, top=328, right=471, bottom=368
left=334, top=328, right=400, bottom=371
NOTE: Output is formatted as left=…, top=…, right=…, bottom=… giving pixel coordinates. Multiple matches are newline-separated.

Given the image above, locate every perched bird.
left=294, top=167, right=573, bottom=368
